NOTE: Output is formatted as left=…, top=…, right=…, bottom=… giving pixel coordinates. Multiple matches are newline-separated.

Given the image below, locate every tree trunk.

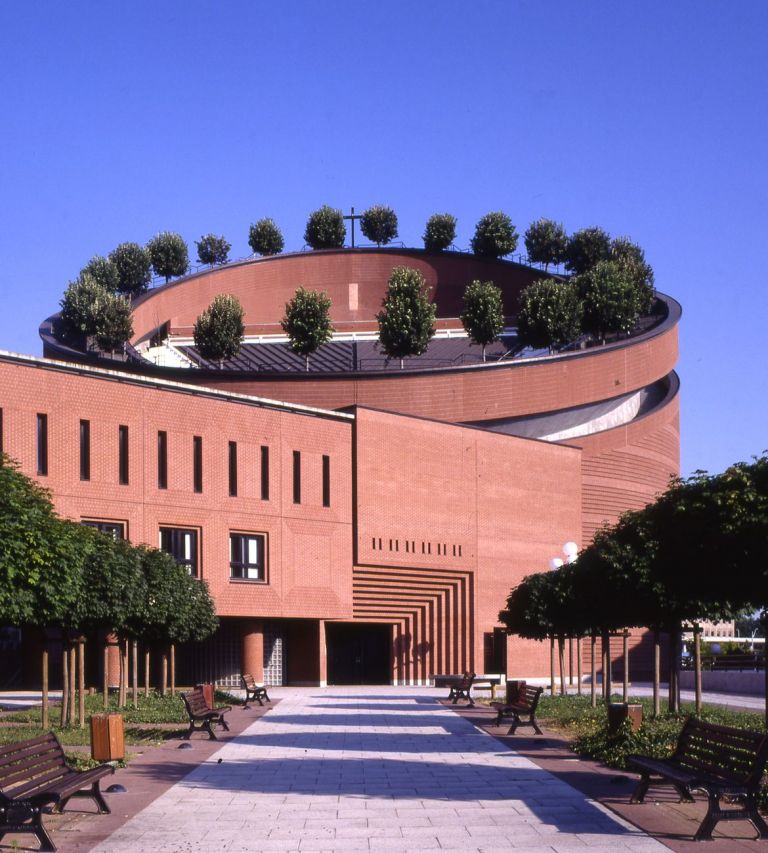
left=622, top=629, right=629, bottom=702
left=161, top=651, right=168, bottom=696
left=549, top=636, right=556, bottom=694
left=602, top=631, right=612, bottom=701
left=77, top=636, right=86, bottom=729
left=763, top=610, right=768, bottom=730
left=68, top=644, right=76, bottom=726
left=590, top=632, right=597, bottom=708
left=60, top=647, right=69, bottom=727
left=305, top=354, right=310, bottom=372
left=144, top=648, right=150, bottom=698
left=576, top=636, right=583, bottom=696
left=568, top=637, right=574, bottom=686
left=132, top=640, right=138, bottom=709
left=482, top=344, right=487, bottom=363
left=170, top=643, right=176, bottom=696
left=41, top=645, right=49, bottom=731
left=653, top=628, right=660, bottom=718
left=558, top=635, right=566, bottom=695
left=693, top=624, right=702, bottom=716
left=118, top=639, right=127, bottom=708
left=668, top=626, right=680, bottom=713
left=103, top=642, right=109, bottom=709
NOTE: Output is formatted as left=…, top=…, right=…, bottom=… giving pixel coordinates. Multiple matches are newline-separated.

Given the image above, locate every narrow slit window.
left=193, top=436, right=203, bottom=493
left=36, top=413, right=48, bottom=476
left=118, top=425, right=129, bottom=485
left=292, top=450, right=301, bottom=504
left=228, top=441, right=237, bottom=497
left=157, top=430, right=168, bottom=489
left=260, top=445, right=269, bottom=500
left=322, top=454, right=330, bottom=507
left=79, top=419, right=90, bottom=481
left=0, top=408, right=4, bottom=454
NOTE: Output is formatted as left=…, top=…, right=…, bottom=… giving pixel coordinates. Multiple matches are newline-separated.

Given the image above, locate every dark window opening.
left=159, top=527, right=198, bottom=577
left=228, top=441, right=237, bottom=496
left=260, top=445, right=269, bottom=500
left=79, top=419, right=90, bottom=481
left=230, top=532, right=266, bottom=582
left=82, top=519, right=125, bottom=540
left=36, top=414, right=48, bottom=476
left=322, top=454, right=330, bottom=507
left=157, top=430, right=168, bottom=489
left=292, top=450, right=301, bottom=504
left=118, top=425, right=129, bottom=485
left=193, top=436, right=203, bottom=493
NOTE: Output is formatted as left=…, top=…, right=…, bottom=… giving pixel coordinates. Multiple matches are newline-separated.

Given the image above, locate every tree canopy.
left=516, top=279, right=582, bottom=352
left=193, top=294, right=245, bottom=364
left=460, top=279, right=504, bottom=361
left=248, top=218, right=284, bottom=256
left=423, top=213, right=456, bottom=251
left=376, top=266, right=436, bottom=367
left=577, top=260, right=641, bottom=343
left=564, top=227, right=611, bottom=275
left=360, top=205, right=398, bottom=246
left=147, top=232, right=189, bottom=282
left=470, top=212, right=518, bottom=259
left=281, top=287, right=334, bottom=370
left=109, top=242, right=152, bottom=296
left=196, top=234, right=231, bottom=266
left=524, top=219, right=568, bottom=269
left=80, top=256, right=119, bottom=292
left=304, top=206, right=346, bottom=250
left=60, top=276, right=133, bottom=352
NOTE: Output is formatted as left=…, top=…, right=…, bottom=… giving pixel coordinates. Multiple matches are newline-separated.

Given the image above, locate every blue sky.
left=1, top=1, right=766, bottom=477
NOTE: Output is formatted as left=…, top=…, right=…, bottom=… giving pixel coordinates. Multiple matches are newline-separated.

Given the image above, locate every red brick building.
left=3, top=248, right=680, bottom=686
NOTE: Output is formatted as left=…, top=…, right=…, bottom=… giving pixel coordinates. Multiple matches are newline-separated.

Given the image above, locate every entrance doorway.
left=326, top=622, right=391, bottom=685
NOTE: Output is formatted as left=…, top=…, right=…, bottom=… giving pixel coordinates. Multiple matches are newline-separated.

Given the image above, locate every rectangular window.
left=292, top=450, right=301, bottom=504
left=228, top=441, right=237, bottom=497
left=157, top=430, right=167, bottom=489
left=260, top=445, right=269, bottom=500
left=159, top=527, right=198, bottom=577
left=322, top=454, right=330, bottom=507
left=118, top=425, right=129, bottom=485
left=193, top=436, right=203, bottom=493
left=230, top=532, right=267, bottom=582
left=36, top=413, right=48, bottom=476
left=79, top=419, right=90, bottom=481
left=82, top=519, right=126, bottom=540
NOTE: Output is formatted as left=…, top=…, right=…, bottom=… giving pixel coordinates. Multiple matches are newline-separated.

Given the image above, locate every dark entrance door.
left=326, top=622, right=391, bottom=685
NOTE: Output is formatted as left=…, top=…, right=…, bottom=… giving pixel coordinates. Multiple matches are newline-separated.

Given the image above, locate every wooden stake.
left=132, top=640, right=138, bottom=708
left=60, top=647, right=69, bottom=728
left=68, top=644, right=76, bottom=726
left=590, top=632, right=596, bottom=708
left=549, top=637, right=556, bottom=694
left=622, top=629, right=629, bottom=702
left=144, top=648, right=150, bottom=697
left=161, top=652, right=168, bottom=696
left=78, top=637, right=86, bottom=729
left=103, top=642, right=109, bottom=709
left=653, top=628, right=660, bottom=718
left=576, top=636, right=583, bottom=696
left=42, top=646, right=49, bottom=730
left=693, top=624, right=702, bottom=715
left=170, top=643, right=176, bottom=696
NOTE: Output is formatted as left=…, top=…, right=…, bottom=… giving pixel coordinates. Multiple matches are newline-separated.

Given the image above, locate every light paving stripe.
left=90, top=686, right=664, bottom=853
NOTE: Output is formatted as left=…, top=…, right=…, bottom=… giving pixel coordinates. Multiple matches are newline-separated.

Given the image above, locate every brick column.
left=241, top=620, right=264, bottom=682
left=318, top=620, right=327, bottom=687
left=106, top=632, right=121, bottom=689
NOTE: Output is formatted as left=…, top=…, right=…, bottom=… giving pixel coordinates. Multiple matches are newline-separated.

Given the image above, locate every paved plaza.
left=88, top=686, right=664, bottom=853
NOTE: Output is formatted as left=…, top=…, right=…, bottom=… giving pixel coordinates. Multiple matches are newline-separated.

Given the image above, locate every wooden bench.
left=240, top=673, right=270, bottom=708
left=447, top=672, right=476, bottom=705
left=628, top=717, right=768, bottom=841
left=180, top=687, right=231, bottom=740
left=0, top=732, right=114, bottom=852
left=490, top=685, right=544, bottom=735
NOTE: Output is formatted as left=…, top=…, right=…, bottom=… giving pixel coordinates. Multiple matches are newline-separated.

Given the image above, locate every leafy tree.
left=460, top=280, right=504, bottom=361
left=360, top=205, right=398, bottom=246
left=94, top=292, right=133, bottom=353
left=147, top=232, right=189, bottom=282
left=196, top=234, right=231, bottom=266
left=304, top=206, right=346, bottom=249
left=248, top=218, right=284, bottom=256
left=611, top=237, right=655, bottom=314
left=193, top=293, right=245, bottom=365
left=470, top=212, right=518, bottom=259
left=376, top=266, right=436, bottom=368
left=60, top=275, right=110, bottom=338
left=281, top=287, right=334, bottom=371
left=577, top=260, right=640, bottom=343
left=524, top=219, right=568, bottom=269
left=423, top=213, right=457, bottom=251
left=80, top=255, right=119, bottom=292
left=516, top=279, right=582, bottom=351
left=109, top=242, right=152, bottom=296
left=564, top=227, right=611, bottom=274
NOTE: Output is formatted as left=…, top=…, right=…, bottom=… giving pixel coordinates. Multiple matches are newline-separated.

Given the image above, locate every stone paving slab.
left=76, top=686, right=664, bottom=853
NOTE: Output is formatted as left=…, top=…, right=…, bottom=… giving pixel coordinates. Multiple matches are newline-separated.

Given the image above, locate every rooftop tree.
left=470, top=212, right=518, bottom=259
left=460, top=279, right=504, bottom=361
left=516, top=279, right=582, bottom=352
left=147, top=232, right=189, bottom=282
left=109, top=242, right=152, bottom=296
left=196, top=234, right=231, bottom=266
left=193, top=293, right=245, bottom=366
left=304, top=206, right=346, bottom=250
left=376, top=266, right=436, bottom=368
left=60, top=275, right=110, bottom=339
left=564, top=227, right=611, bottom=275
left=423, top=213, right=457, bottom=251
left=610, top=237, right=655, bottom=314
left=524, top=219, right=568, bottom=270
left=248, top=218, right=284, bottom=256
left=281, top=287, right=334, bottom=371
left=577, top=260, right=640, bottom=343
left=80, top=256, right=119, bottom=292
left=360, top=205, right=398, bottom=246
left=94, top=292, right=133, bottom=354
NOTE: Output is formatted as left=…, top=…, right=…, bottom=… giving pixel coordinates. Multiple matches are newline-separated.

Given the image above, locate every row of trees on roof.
left=0, top=455, right=218, bottom=727
left=498, top=456, right=768, bottom=719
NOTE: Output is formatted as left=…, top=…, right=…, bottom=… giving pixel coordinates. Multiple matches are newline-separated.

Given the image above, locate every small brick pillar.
left=318, top=620, right=327, bottom=687
left=241, top=620, right=264, bottom=682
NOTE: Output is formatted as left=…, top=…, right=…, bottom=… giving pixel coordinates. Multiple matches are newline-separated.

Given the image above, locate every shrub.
left=517, top=279, right=582, bottom=351
left=109, top=242, right=152, bottom=296
left=423, top=213, right=457, bottom=251
left=80, top=256, right=119, bottom=292
left=524, top=219, right=568, bottom=269
left=248, top=219, right=284, bottom=256
left=193, top=294, right=245, bottom=364
left=470, top=212, right=518, bottom=258
left=360, top=205, right=398, bottom=246
left=564, top=227, right=611, bottom=274
left=146, top=232, right=189, bottom=282
left=304, top=206, right=346, bottom=249
left=196, top=234, right=231, bottom=266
